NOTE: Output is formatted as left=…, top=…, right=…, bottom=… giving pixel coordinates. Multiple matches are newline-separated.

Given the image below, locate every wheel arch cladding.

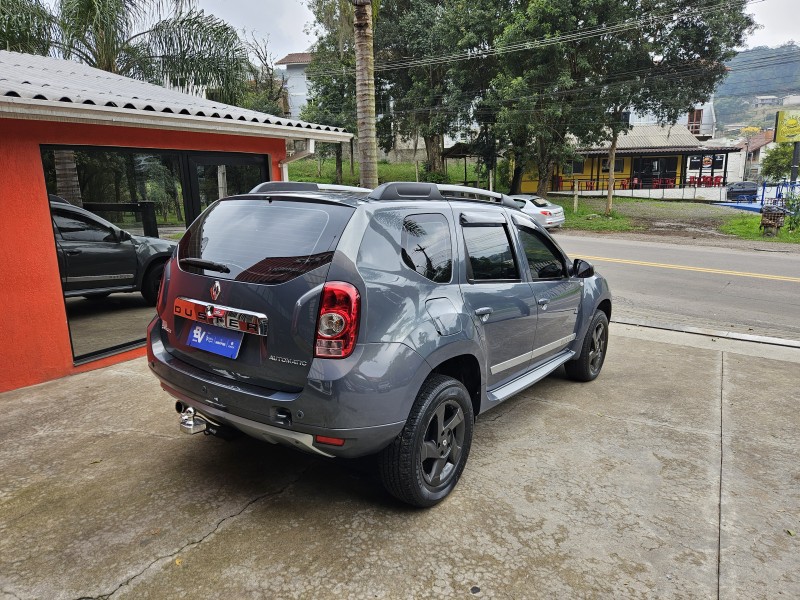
left=597, top=298, right=612, bottom=321
left=429, top=354, right=482, bottom=418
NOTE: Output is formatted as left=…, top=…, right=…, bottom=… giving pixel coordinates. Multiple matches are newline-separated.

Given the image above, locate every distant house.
left=276, top=52, right=312, bottom=119
left=738, top=129, right=776, bottom=180
left=629, top=100, right=716, bottom=140
left=521, top=124, right=739, bottom=193
left=782, top=94, right=800, bottom=106
left=754, top=95, right=781, bottom=108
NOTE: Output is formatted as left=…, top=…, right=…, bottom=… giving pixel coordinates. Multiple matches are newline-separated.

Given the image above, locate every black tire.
left=140, top=261, right=165, bottom=306
left=379, top=375, right=474, bottom=507
left=565, top=310, right=609, bottom=382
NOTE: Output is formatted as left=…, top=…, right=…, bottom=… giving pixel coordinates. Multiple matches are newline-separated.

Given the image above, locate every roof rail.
left=437, top=184, right=521, bottom=210
left=368, top=182, right=445, bottom=201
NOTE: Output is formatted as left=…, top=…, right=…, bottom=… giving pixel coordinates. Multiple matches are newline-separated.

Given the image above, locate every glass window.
left=463, top=226, right=519, bottom=281
left=572, top=159, right=585, bottom=175
left=400, top=214, right=452, bottom=283
left=517, top=227, right=565, bottom=279
left=179, top=200, right=354, bottom=285
left=40, top=145, right=269, bottom=362
left=52, top=207, right=115, bottom=242
left=601, top=158, right=624, bottom=172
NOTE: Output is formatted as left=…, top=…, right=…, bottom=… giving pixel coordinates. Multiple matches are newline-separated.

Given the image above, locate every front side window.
left=517, top=227, right=565, bottom=279
left=52, top=208, right=115, bottom=242
left=400, top=214, right=453, bottom=283
left=463, top=225, right=519, bottom=281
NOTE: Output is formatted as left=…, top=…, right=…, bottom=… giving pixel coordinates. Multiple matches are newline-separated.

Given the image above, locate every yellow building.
left=521, top=125, right=739, bottom=193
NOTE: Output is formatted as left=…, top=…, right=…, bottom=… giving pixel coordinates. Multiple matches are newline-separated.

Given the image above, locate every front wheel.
left=565, top=309, right=609, bottom=382
left=379, top=375, right=474, bottom=507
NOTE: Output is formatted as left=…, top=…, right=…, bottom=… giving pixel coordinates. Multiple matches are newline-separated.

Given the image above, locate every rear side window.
left=463, top=226, right=519, bottom=281
left=400, top=213, right=452, bottom=283
left=179, top=199, right=354, bottom=284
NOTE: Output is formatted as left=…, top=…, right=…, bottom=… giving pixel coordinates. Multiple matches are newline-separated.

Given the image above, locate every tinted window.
left=517, top=228, right=564, bottom=279
left=179, top=199, right=354, bottom=284
left=52, top=208, right=115, bottom=242
left=463, top=226, right=519, bottom=281
left=401, top=214, right=452, bottom=283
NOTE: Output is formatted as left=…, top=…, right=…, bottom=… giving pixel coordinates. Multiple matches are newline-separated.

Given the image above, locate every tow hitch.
left=179, top=406, right=208, bottom=435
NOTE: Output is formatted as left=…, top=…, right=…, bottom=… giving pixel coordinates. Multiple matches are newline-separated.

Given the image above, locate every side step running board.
left=487, top=351, right=575, bottom=404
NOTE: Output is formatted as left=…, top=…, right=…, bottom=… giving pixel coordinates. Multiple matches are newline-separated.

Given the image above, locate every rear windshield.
left=178, top=199, right=355, bottom=284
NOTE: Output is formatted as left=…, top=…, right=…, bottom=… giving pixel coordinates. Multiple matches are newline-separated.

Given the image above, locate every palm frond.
left=0, top=0, right=56, bottom=55
left=145, top=8, right=249, bottom=103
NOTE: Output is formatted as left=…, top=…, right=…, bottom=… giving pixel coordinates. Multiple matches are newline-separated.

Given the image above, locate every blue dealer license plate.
left=186, top=322, right=244, bottom=359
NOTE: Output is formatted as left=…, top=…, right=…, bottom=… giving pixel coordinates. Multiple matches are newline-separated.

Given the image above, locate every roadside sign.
left=774, top=110, right=800, bottom=142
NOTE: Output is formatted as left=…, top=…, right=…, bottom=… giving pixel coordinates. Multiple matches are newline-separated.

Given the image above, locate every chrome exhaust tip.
left=179, top=406, right=208, bottom=435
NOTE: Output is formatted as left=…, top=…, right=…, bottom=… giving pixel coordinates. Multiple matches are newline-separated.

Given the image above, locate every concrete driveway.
left=1, top=325, right=798, bottom=599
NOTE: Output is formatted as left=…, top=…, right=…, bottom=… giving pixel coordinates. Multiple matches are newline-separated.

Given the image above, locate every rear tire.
left=141, top=261, right=165, bottom=306
left=379, top=375, right=473, bottom=507
left=565, top=310, right=609, bottom=382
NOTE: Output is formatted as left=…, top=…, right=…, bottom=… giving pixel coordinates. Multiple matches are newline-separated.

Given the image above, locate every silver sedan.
left=510, top=194, right=565, bottom=229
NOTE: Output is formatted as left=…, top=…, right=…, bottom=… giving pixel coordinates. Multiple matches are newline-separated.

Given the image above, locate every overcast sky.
left=196, top=0, right=797, bottom=63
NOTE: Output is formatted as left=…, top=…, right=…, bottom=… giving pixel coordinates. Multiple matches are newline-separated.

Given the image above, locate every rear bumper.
left=147, top=317, right=422, bottom=458
left=544, top=213, right=565, bottom=228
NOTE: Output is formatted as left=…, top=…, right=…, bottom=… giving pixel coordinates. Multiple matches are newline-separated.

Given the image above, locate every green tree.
left=761, top=143, right=794, bottom=181
left=304, top=1, right=358, bottom=184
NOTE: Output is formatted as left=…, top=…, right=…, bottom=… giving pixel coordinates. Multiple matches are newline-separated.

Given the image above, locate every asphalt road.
left=555, top=233, right=800, bottom=342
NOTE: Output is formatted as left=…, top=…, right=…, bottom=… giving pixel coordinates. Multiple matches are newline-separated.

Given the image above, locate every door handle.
left=538, top=298, right=549, bottom=308
left=65, top=249, right=82, bottom=256
left=474, top=307, right=493, bottom=323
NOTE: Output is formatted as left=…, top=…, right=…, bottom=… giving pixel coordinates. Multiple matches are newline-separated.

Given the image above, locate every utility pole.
left=791, top=141, right=800, bottom=184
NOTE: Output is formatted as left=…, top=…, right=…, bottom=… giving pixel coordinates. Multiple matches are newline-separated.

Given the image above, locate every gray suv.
left=147, top=182, right=611, bottom=506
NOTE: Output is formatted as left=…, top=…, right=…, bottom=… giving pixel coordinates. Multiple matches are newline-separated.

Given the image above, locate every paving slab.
left=0, top=326, right=798, bottom=599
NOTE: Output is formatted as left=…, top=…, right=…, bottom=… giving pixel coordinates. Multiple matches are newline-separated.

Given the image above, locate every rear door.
left=160, top=198, right=355, bottom=391
left=457, top=209, right=538, bottom=387
left=512, top=220, right=581, bottom=364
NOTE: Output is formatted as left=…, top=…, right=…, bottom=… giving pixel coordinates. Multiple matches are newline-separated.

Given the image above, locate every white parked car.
left=510, top=194, right=565, bottom=229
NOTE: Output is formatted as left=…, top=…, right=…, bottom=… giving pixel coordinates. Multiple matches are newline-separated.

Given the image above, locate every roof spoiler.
left=249, top=181, right=372, bottom=194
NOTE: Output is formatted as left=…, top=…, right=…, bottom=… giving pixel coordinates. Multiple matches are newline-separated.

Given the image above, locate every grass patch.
left=288, top=158, right=485, bottom=186
left=719, top=214, right=800, bottom=243
left=548, top=198, right=640, bottom=232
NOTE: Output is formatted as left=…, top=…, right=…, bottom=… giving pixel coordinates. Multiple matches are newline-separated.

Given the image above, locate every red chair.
left=632, top=177, right=640, bottom=189
left=620, top=179, right=629, bottom=190
left=652, top=178, right=662, bottom=189
left=585, top=181, right=595, bottom=191
left=713, top=176, right=723, bottom=187
left=701, top=176, right=712, bottom=187
left=688, top=175, right=698, bottom=186
left=664, top=178, right=675, bottom=188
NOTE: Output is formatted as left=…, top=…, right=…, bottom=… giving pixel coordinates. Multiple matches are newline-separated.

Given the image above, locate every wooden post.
left=573, top=186, right=578, bottom=213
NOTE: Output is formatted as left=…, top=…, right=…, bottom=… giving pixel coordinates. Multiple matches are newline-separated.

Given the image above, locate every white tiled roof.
left=0, top=50, right=347, bottom=137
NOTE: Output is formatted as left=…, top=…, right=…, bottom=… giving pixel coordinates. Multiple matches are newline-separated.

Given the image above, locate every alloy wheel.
left=419, top=399, right=466, bottom=487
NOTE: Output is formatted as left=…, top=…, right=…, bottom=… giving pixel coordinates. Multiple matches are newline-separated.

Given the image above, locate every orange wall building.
left=0, top=51, right=350, bottom=392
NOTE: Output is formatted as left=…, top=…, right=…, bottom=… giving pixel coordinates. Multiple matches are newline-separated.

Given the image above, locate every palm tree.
left=2, top=0, right=249, bottom=102
left=351, top=0, right=378, bottom=189
left=1, top=0, right=250, bottom=206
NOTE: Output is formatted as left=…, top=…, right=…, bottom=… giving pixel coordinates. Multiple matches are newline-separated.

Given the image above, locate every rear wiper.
left=179, top=257, right=231, bottom=273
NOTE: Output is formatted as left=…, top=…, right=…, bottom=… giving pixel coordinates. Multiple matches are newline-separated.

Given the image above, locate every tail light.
left=541, top=210, right=552, bottom=216
left=314, top=282, right=360, bottom=359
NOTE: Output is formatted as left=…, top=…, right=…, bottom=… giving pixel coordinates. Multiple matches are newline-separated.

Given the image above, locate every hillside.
left=715, top=43, right=800, bottom=129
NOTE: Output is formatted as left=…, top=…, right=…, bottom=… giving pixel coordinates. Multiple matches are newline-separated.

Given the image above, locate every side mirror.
left=117, top=229, right=132, bottom=242
left=573, top=258, right=594, bottom=278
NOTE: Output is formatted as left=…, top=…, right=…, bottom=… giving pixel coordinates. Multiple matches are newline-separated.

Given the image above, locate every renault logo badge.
left=210, top=281, right=221, bottom=301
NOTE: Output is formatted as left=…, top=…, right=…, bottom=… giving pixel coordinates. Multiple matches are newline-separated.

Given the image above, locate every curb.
left=612, top=318, right=800, bottom=349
